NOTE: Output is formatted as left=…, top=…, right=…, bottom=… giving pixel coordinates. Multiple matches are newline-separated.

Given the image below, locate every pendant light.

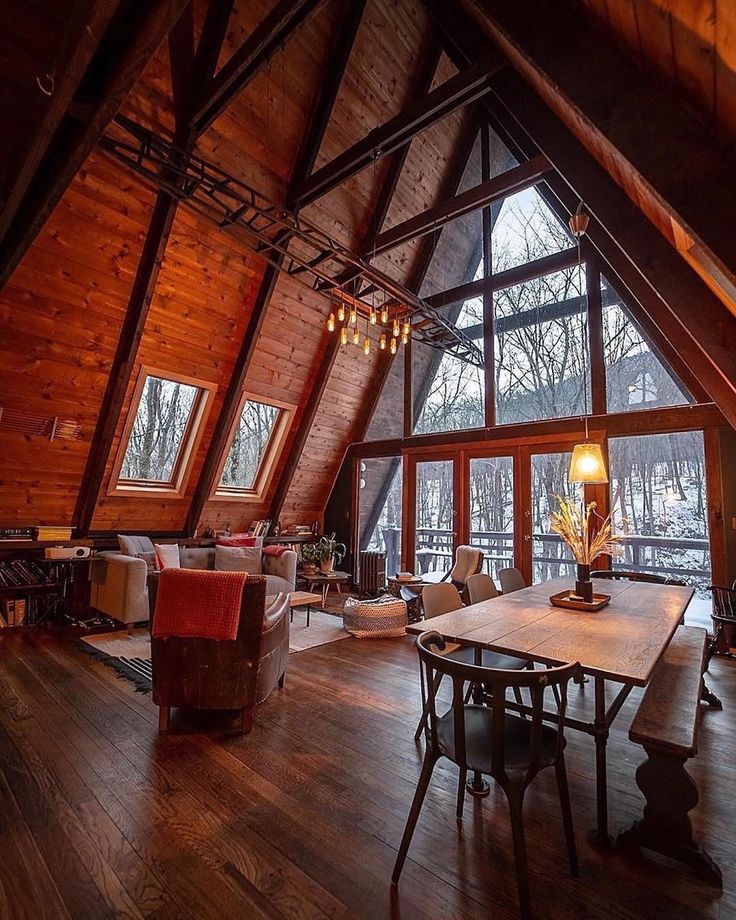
left=567, top=203, right=608, bottom=485
left=379, top=333, right=387, bottom=350
left=340, top=326, right=348, bottom=346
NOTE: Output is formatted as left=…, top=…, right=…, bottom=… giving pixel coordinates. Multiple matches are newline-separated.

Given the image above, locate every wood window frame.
left=210, top=392, right=295, bottom=503
left=108, top=367, right=216, bottom=498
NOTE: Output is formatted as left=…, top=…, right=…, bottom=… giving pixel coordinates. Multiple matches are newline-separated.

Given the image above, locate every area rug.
left=78, top=609, right=349, bottom=692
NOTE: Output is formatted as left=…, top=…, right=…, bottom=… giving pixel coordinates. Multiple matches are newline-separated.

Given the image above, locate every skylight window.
left=214, top=394, right=294, bottom=500
left=111, top=369, right=214, bottom=495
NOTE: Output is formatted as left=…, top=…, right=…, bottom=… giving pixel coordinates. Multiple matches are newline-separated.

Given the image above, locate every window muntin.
left=214, top=394, right=293, bottom=500
left=113, top=370, right=213, bottom=494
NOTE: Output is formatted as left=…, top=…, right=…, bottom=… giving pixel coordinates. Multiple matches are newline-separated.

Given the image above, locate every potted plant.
left=314, top=533, right=346, bottom=573
left=550, top=497, right=620, bottom=603
left=301, top=543, right=319, bottom=576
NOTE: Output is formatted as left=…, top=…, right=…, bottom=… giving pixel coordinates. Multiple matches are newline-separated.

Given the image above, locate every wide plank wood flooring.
left=0, top=628, right=734, bottom=919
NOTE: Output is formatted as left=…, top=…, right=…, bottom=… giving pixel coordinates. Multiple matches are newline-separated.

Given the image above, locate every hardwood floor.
left=0, top=627, right=734, bottom=919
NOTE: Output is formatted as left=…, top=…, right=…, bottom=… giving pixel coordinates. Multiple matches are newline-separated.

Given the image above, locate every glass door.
left=357, top=456, right=403, bottom=580
left=468, top=454, right=515, bottom=581
left=412, top=455, right=457, bottom=578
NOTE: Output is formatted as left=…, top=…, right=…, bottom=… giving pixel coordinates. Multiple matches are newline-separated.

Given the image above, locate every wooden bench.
left=618, top=626, right=721, bottom=886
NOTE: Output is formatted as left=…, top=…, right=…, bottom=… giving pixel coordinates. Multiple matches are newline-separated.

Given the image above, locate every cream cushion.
left=215, top=545, right=263, bottom=575
left=154, top=543, right=180, bottom=570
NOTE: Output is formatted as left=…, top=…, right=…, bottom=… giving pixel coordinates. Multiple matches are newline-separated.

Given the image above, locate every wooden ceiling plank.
left=185, top=0, right=370, bottom=536
left=367, top=153, right=550, bottom=256
left=189, top=0, right=328, bottom=137
left=74, top=0, right=235, bottom=534
left=0, top=0, right=122, bottom=242
left=292, top=53, right=504, bottom=208
left=0, top=0, right=192, bottom=291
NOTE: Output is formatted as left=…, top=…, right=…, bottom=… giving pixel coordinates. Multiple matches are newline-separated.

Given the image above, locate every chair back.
left=590, top=568, right=685, bottom=586
left=499, top=567, right=526, bottom=594
left=449, top=545, right=484, bottom=586
left=416, top=630, right=579, bottom=783
left=466, top=572, right=499, bottom=605
left=422, top=582, right=463, bottom=619
left=709, top=584, right=736, bottom=622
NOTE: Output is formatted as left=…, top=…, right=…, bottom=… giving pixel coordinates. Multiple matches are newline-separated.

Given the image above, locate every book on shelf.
left=33, top=526, right=73, bottom=541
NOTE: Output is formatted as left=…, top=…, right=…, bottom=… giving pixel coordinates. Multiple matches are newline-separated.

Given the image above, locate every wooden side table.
left=303, top=572, right=350, bottom=607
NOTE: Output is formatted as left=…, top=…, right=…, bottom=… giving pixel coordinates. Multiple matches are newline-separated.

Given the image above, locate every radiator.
left=360, top=551, right=386, bottom=597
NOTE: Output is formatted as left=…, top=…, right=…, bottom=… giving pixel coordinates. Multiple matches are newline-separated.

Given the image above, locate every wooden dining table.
left=406, top=575, right=694, bottom=845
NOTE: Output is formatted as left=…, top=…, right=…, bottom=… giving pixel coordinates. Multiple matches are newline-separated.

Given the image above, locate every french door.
left=406, top=453, right=459, bottom=577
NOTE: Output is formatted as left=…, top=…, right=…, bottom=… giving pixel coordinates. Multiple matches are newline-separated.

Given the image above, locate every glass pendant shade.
left=390, top=336, right=397, bottom=354
left=352, top=328, right=360, bottom=345
left=337, top=304, right=345, bottom=322
left=327, top=313, right=335, bottom=332
left=363, top=337, right=370, bottom=355
left=340, top=326, right=348, bottom=345
left=569, top=442, right=608, bottom=484
left=379, top=334, right=386, bottom=350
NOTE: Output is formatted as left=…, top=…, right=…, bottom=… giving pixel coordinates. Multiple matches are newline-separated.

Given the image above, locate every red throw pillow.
left=216, top=533, right=257, bottom=547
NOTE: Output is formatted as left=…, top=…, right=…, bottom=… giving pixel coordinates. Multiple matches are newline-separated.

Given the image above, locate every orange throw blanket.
left=152, top=569, right=247, bottom=640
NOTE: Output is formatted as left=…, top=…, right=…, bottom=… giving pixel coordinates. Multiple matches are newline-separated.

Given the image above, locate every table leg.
left=322, top=584, right=328, bottom=607
left=336, top=583, right=342, bottom=597
left=307, top=604, right=311, bottom=628
left=590, top=676, right=613, bottom=847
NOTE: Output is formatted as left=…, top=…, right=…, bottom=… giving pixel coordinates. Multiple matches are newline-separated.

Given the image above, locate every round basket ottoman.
left=343, top=593, right=408, bottom=638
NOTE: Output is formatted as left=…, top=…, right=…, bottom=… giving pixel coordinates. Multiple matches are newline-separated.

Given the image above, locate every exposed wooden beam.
left=586, top=254, right=606, bottom=416
left=0, top=0, right=121, bottom=242
left=185, top=1, right=369, bottom=535
left=367, top=154, right=550, bottom=256
left=466, top=0, right=736, bottom=314
left=424, top=245, right=578, bottom=311
left=190, top=0, right=327, bottom=136
left=349, top=402, right=728, bottom=459
left=293, top=54, right=503, bottom=208
left=74, top=1, right=234, bottom=534
left=480, top=122, right=495, bottom=428
left=268, top=37, right=454, bottom=524
left=0, top=0, right=192, bottom=291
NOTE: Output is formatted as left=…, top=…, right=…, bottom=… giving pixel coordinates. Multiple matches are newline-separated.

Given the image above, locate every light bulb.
left=327, top=313, right=335, bottom=332
left=390, top=336, right=397, bottom=355
left=392, top=318, right=400, bottom=337
left=380, top=334, right=386, bottom=350
left=401, top=333, right=408, bottom=346
left=380, top=306, right=389, bottom=324
left=352, top=328, right=360, bottom=345
left=402, top=320, right=410, bottom=337
left=337, top=304, right=345, bottom=322
left=350, top=308, right=357, bottom=326
left=340, top=326, right=348, bottom=345
left=369, top=308, right=377, bottom=325
left=363, top=337, right=370, bottom=355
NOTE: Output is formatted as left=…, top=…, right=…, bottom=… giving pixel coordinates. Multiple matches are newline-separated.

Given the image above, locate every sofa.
left=90, top=538, right=297, bottom=627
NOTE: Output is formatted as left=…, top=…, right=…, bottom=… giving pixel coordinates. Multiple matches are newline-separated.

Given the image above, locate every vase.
left=320, top=556, right=334, bottom=573
left=575, top=563, right=593, bottom=603
left=302, top=564, right=317, bottom=576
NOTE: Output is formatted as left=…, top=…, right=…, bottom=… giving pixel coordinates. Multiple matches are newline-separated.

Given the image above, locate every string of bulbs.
left=326, top=291, right=411, bottom=355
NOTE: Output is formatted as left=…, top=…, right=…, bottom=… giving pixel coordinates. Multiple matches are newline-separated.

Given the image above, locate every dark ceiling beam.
left=75, top=1, right=234, bottom=535
left=465, top=0, right=736, bottom=313
left=189, top=0, right=327, bottom=137
left=0, top=0, right=192, bottom=291
left=185, top=0, right=369, bottom=536
left=423, top=246, right=578, bottom=311
left=366, top=153, right=550, bottom=256
left=267, top=34, right=450, bottom=525
left=427, top=0, right=735, bottom=422
left=0, top=0, right=121, bottom=242
left=292, top=53, right=503, bottom=208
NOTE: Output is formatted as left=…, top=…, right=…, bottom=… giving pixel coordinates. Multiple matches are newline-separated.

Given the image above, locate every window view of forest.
left=356, top=180, right=710, bottom=592
left=219, top=399, right=279, bottom=490
left=120, top=375, right=199, bottom=483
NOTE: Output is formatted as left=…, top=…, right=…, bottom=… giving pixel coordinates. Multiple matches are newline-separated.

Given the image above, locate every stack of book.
left=1, top=598, right=26, bottom=627
left=34, top=525, right=73, bottom=541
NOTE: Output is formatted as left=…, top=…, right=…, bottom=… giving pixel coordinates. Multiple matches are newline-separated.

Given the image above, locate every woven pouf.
left=342, top=593, right=408, bottom=638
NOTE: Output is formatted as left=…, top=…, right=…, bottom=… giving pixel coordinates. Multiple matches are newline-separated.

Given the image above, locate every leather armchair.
left=151, top=574, right=290, bottom=733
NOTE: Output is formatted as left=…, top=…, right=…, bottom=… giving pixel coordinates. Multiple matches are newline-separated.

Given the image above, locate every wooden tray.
left=549, top=590, right=611, bottom=612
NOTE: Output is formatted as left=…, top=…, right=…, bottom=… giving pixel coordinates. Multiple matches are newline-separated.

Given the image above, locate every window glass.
left=492, top=186, right=572, bottom=274
left=469, top=456, right=514, bottom=580
left=602, top=276, right=691, bottom=412
left=120, top=375, right=200, bottom=483
left=494, top=265, right=589, bottom=424
left=219, top=399, right=280, bottom=490
left=358, top=458, right=402, bottom=577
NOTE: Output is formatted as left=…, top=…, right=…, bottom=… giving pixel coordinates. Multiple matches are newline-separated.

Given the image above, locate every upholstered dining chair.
left=151, top=571, right=290, bottom=733
left=425, top=545, right=484, bottom=602
left=394, top=630, right=581, bottom=920
left=499, top=566, right=527, bottom=594
left=414, top=582, right=529, bottom=741
left=466, top=572, right=499, bottom=604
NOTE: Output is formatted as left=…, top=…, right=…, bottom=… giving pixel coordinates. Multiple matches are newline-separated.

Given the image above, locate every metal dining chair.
left=414, top=583, right=530, bottom=741
left=499, top=567, right=526, bottom=594
left=394, top=630, right=581, bottom=920
left=466, top=572, right=499, bottom=604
